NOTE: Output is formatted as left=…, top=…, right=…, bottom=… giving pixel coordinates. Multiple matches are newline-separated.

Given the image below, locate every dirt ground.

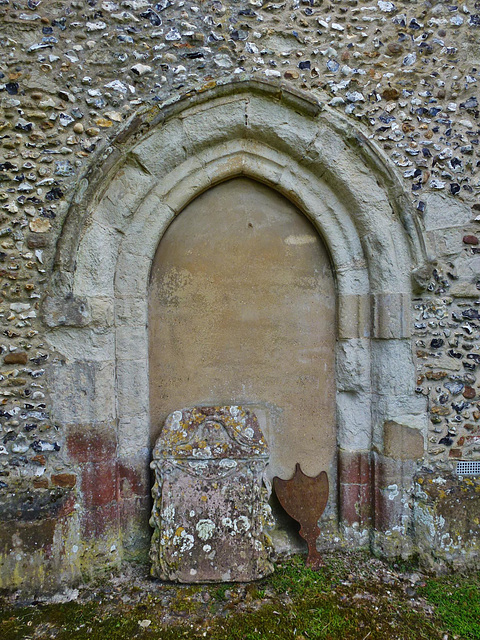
left=1, top=551, right=479, bottom=640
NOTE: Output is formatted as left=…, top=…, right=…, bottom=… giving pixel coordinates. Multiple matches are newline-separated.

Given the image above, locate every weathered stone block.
left=337, top=294, right=370, bottom=339
left=247, top=95, right=318, bottom=161
left=131, top=117, right=187, bottom=177
left=182, top=97, right=248, bottom=153
left=371, top=293, right=411, bottom=339
left=75, top=222, right=120, bottom=297
left=423, top=192, right=472, bottom=231
left=120, top=495, right=152, bottom=560
left=117, top=414, right=150, bottom=458
left=372, top=453, right=417, bottom=537
left=48, top=361, right=116, bottom=424
left=96, top=159, right=156, bottom=227
left=116, top=359, right=149, bottom=418
left=383, top=421, right=424, bottom=460
left=47, top=328, right=115, bottom=363
left=115, top=296, right=147, bottom=327
left=371, top=339, right=416, bottom=396
left=336, top=391, right=371, bottom=450
left=115, top=325, right=148, bottom=361
left=150, top=406, right=274, bottom=582
left=336, top=339, right=371, bottom=392
left=42, top=294, right=90, bottom=328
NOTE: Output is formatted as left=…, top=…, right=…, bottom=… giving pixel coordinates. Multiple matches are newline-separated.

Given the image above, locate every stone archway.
left=46, top=80, right=428, bottom=567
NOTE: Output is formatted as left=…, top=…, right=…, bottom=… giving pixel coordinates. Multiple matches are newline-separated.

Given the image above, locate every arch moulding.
left=45, top=80, right=429, bottom=560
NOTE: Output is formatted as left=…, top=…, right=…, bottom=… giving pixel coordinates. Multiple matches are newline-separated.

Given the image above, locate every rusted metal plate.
left=150, top=406, right=274, bottom=582
left=273, top=463, right=329, bottom=569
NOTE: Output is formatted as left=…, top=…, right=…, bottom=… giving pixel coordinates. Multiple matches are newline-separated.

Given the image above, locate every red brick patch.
left=66, top=428, right=116, bottom=463
left=32, top=478, right=49, bottom=489
left=4, top=352, right=28, bottom=364
left=51, top=473, right=77, bottom=488
left=83, top=503, right=118, bottom=538
left=449, top=448, right=462, bottom=458
left=338, top=450, right=371, bottom=485
left=81, top=461, right=118, bottom=508
left=339, top=483, right=371, bottom=526
left=118, top=462, right=146, bottom=497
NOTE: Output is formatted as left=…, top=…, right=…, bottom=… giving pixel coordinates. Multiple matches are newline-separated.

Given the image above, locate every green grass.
left=418, top=574, right=480, bottom=640
left=212, top=583, right=230, bottom=601
left=268, top=555, right=329, bottom=598
left=0, top=554, right=479, bottom=640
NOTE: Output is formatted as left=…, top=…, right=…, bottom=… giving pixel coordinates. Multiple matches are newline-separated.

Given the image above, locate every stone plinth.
left=149, top=406, right=273, bottom=582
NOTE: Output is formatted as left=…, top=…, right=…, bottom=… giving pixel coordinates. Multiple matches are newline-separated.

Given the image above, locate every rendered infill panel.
left=149, top=177, right=336, bottom=484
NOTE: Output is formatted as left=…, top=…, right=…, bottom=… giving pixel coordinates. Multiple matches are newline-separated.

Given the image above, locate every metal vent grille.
left=456, top=461, right=480, bottom=476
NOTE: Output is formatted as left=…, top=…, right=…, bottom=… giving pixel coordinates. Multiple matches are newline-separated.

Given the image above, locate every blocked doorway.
left=21, top=82, right=428, bottom=593
left=148, top=177, right=337, bottom=543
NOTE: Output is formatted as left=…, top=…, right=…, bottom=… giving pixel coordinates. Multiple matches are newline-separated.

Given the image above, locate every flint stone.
left=149, top=406, right=274, bottom=583
left=445, top=381, right=464, bottom=395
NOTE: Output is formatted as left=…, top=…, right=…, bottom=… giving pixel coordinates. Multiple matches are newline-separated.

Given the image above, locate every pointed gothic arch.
left=45, top=80, right=428, bottom=564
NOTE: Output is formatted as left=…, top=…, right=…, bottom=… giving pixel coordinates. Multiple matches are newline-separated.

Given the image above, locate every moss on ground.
left=0, top=553, right=479, bottom=640
left=418, top=574, right=480, bottom=640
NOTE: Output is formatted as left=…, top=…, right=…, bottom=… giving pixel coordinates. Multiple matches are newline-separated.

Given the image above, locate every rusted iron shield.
left=273, top=463, right=329, bottom=569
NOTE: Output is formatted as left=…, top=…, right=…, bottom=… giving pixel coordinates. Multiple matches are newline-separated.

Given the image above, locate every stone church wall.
left=0, top=0, right=479, bottom=592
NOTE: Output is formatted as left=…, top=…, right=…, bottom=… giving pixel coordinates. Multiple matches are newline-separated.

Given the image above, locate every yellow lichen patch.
left=176, top=444, right=193, bottom=454
left=95, top=117, right=113, bottom=127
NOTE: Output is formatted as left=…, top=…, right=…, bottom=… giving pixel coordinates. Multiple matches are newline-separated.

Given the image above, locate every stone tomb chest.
left=149, top=406, right=274, bottom=582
